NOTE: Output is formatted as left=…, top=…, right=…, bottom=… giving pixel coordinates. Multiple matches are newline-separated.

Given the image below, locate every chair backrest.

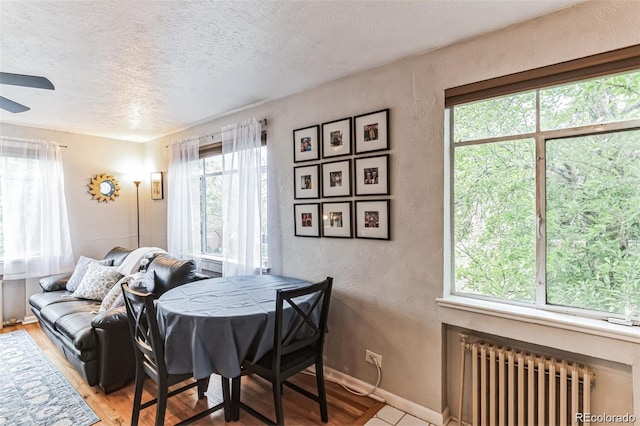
left=122, top=282, right=167, bottom=381
left=272, top=277, right=333, bottom=370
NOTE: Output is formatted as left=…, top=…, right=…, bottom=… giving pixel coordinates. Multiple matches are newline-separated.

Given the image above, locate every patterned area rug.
left=0, top=330, right=99, bottom=426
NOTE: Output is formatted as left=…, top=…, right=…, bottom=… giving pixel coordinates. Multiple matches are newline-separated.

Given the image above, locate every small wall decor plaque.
left=151, top=171, right=164, bottom=200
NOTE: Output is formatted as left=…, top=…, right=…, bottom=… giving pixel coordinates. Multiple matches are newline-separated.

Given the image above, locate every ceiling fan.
left=0, top=72, right=55, bottom=113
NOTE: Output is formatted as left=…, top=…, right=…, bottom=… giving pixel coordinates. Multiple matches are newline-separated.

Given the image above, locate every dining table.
left=156, top=274, right=315, bottom=420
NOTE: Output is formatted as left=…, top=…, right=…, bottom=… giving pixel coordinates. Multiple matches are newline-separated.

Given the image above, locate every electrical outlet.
left=365, top=349, right=382, bottom=368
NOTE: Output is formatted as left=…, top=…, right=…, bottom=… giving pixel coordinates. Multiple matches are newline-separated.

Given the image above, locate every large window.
left=199, top=146, right=268, bottom=265
left=449, top=69, right=640, bottom=319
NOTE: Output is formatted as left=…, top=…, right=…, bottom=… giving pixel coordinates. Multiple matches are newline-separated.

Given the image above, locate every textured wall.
left=2, top=0, right=636, bottom=420
left=152, top=2, right=640, bottom=418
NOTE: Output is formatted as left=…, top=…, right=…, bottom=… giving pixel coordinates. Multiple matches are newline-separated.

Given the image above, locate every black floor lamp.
left=134, top=180, right=141, bottom=248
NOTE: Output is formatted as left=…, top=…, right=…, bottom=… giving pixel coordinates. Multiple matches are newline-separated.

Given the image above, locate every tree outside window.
left=451, top=70, right=640, bottom=318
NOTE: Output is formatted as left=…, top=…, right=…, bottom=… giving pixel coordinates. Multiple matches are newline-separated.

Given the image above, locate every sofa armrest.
left=39, top=273, right=72, bottom=292
left=91, top=306, right=129, bottom=329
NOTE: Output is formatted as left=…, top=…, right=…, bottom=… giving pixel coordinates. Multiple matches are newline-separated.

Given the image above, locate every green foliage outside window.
left=453, top=70, right=640, bottom=316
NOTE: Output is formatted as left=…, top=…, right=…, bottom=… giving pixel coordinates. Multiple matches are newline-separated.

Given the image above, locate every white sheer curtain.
left=222, top=119, right=263, bottom=276
left=0, top=137, right=74, bottom=279
left=167, top=138, right=201, bottom=268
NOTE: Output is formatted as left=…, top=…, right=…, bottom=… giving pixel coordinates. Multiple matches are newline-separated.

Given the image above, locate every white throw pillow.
left=66, top=256, right=114, bottom=292
left=72, top=262, right=123, bottom=301
left=99, top=275, right=130, bottom=313
left=98, top=270, right=155, bottom=313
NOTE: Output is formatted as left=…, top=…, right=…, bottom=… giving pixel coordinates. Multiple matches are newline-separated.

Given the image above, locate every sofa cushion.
left=104, top=246, right=134, bottom=267
left=72, top=262, right=123, bottom=301
left=67, top=256, right=115, bottom=292
left=40, top=299, right=98, bottom=326
left=147, top=253, right=196, bottom=297
left=29, top=290, right=78, bottom=311
left=55, top=310, right=101, bottom=351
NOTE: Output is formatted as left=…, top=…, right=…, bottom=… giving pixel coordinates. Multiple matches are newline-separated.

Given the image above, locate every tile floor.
left=365, top=404, right=436, bottom=426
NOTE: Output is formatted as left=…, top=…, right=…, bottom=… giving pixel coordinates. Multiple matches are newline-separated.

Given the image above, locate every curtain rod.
left=165, top=118, right=267, bottom=148
left=0, top=136, right=67, bottom=148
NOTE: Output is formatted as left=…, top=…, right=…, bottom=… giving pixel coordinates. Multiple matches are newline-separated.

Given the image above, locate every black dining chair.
left=122, top=283, right=228, bottom=426
left=235, top=277, right=333, bottom=425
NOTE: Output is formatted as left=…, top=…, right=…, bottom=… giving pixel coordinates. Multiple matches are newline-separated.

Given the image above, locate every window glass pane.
left=204, top=174, right=223, bottom=255
left=453, top=92, right=536, bottom=142
left=540, top=70, right=640, bottom=130
left=454, top=139, right=536, bottom=302
left=204, top=155, right=223, bottom=174
left=546, top=130, right=640, bottom=315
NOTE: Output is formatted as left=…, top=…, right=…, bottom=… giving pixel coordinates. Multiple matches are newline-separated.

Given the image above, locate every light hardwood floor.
left=1, top=323, right=383, bottom=425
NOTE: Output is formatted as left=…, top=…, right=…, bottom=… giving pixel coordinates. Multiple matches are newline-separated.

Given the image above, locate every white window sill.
left=436, top=295, right=640, bottom=345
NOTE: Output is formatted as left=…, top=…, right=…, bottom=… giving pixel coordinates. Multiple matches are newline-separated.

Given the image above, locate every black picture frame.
left=354, top=154, right=390, bottom=196
left=322, top=201, right=353, bottom=238
left=354, top=108, right=389, bottom=154
left=294, top=203, right=321, bottom=237
left=321, top=159, right=352, bottom=198
left=293, top=125, right=320, bottom=163
left=294, top=164, right=320, bottom=199
left=322, top=117, right=352, bottom=158
left=355, top=199, right=390, bottom=240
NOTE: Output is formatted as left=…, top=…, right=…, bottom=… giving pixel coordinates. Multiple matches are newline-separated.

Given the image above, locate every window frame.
left=445, top=56, right=640, bottom=323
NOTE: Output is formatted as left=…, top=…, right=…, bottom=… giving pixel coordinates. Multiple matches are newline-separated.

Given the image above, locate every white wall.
left=150, top=1, right=640, bottom=422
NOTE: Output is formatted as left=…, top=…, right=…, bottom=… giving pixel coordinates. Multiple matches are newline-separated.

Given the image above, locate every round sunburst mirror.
left=88, top=173, right=120, bottom=203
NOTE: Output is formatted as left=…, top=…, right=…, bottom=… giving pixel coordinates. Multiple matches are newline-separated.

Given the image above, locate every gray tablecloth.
left=156, top=274, right=313, bottom=379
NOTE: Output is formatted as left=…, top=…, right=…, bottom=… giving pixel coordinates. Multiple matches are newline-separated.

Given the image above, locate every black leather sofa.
left=29, top=247, right=202, bottom=393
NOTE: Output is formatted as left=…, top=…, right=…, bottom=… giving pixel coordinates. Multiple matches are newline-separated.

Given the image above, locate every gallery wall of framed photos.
left=292, top=108, right=391, bottom=240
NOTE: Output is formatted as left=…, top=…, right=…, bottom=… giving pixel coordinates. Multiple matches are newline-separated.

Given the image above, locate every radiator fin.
left=463, top=337, right=595, bottom=426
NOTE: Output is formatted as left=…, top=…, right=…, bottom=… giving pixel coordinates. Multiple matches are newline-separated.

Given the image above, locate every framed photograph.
left=294, top=203, right=321, bottom=237
left=322, top=201, right=352, bottom=238
left=150, top=171, right=163, bottom=200
left=293, top=125, right=320, bottom=163
left=354, top=154, right=389, bottom=196
left=355, top=200, right=390, bottom=240
left=322, top=117, right=352, bottom=158
left=321, top=159, right=351, bottom=198
left=354, top=108, right=389, bottom=154
left=294, top=164, right=320, bottom=199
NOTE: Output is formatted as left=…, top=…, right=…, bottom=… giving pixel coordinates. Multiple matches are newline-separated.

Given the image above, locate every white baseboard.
left=323, top=366, right=444, bottom=426
left=22, top=315, right=38, bottom=325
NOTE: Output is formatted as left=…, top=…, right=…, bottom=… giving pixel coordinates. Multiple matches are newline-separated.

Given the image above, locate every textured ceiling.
left=0, top=0, right=584, bottom=142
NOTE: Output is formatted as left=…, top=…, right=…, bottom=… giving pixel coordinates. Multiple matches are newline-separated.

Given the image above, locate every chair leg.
left=221, top=376, right=232, bottom=422
left=131, top=368, right=145, bottom=426
left=232, top=376, right=241, bottom=421
left=197, top=376, right=210, bottom=399
left=316, top=361, right=329, bottom=422
left=156, top=378, right=169, bottom=426
left=273, top=381, right=284, bottom=425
